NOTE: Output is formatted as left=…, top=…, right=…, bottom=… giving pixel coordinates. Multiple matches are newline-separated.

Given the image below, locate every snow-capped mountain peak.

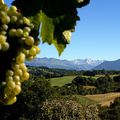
left=72, top=58, right=104, bottom=66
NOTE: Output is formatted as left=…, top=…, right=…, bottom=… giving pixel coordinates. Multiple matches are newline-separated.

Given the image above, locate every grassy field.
left=85, top=92, right=120, bottom=106
left=72, top=95, right=98, bottom=105
left=63, top=95, right=97, bottom=105
left=50, top=76, right=76, bottom=87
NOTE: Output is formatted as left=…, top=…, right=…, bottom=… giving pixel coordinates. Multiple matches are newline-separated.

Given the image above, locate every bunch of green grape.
left=0, top=4, right=40, bottom=105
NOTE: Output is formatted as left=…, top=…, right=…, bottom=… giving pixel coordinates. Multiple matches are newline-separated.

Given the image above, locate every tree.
left=72, top=76, right=95, bottom=86
left=95, top=75, right=114, bottom=93
left=83, top=71, right=96, bottom=76
left=114, top=75, right=120, bottom=83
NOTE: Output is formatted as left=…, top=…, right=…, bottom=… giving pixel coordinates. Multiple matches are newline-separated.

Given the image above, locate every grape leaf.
left=40, top=12, right=54, bottom=44
left=40, top=12, right=70, bottom=55
left=12, top=0, right=43, bottom=16
left=28, top=13, right=42, bottom=41
left=40, top=8, right=80, bottom=55
left=12, top=0, right=90, bottom=17
left=53, top=39, right=67, bottom=56
left=12, top=0, right=74, bottom=17
left=12, top=0, right=90, bottom=55
left=41, top=0, right=76, bottom=18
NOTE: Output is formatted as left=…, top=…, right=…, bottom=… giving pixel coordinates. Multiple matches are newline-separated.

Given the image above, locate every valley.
left=1, top=66, right=120, bottom=119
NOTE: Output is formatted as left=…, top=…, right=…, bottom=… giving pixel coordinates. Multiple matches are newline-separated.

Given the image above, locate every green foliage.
left=83, top=71, right=96, bottom=76
left=40, top=12, right=69, bottom=55
left=29, top=13, right=42, bottom=38
left=12, top=0, right=90, bottom=55
left=28, top=66, right=64, bottom=78
left=72, top=76, right=95, bottom=86
left=95, top=75, right=114, bottom=93
left=114, top=75, right=120, bottom=83
left=40, top=98, right=100, bottom=120
left=12, top=0, right=90, bottom=17
left=12, top=0, right=43, bottom=16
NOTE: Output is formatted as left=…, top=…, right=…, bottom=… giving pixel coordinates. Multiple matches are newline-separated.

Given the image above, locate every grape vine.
left=0, top=2, right=40, bottom=105
left=0, top=0, right=89, bottom=105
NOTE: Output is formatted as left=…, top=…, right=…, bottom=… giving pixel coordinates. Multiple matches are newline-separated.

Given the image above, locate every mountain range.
left=26, top=58, right=120, bottom=70
left=26, top=58, right=104, bottom=70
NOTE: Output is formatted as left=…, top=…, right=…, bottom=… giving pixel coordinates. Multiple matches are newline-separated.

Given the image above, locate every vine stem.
left=0, top=0, right=4, bottom=5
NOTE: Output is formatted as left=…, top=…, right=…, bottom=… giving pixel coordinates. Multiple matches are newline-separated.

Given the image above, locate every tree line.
left=53, top=75, right=120, bottom=95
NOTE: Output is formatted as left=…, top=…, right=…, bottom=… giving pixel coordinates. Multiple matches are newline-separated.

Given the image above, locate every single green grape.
left=13, top=85, right=21, bottom=95
left=1, top=15, right=10, bottom=24
left=10, top=15, right=18, bottom=23
left=9, top=28, right=16, bottom=37
left=2, top=42, right=9, bottom=51
left=16, top=29, right=23, bottom=37
left=16, top=53, right=26, bottom=64
left=0, top=35, right=6, bottom=44
left=25, top=36, right=34, bottom=46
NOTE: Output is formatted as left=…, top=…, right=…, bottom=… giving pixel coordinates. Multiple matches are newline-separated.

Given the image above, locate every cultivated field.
left=50, top=76, right=76, bottom=87
left=85, top=92, right=120, bottom=106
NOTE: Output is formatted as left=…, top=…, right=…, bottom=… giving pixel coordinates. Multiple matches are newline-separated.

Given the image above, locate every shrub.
left=40, top=98, right=101, bottom=120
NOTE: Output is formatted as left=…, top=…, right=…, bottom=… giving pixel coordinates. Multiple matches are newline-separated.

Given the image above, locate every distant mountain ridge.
left=26, top=58, right=104, bottom=70
left=93, top=59, right=120, bottom=70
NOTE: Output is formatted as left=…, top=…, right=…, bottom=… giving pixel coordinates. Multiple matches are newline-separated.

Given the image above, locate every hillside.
left=94, top=59, right=120, bottom=70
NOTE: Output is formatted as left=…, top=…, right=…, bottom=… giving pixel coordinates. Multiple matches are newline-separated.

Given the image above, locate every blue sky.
left=5, top=0, right=120, bottom=60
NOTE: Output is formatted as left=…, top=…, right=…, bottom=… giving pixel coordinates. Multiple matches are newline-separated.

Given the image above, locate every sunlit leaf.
left=40, top=12, right=54, bottom=44
left=12, top=0, right=90, bottom=55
